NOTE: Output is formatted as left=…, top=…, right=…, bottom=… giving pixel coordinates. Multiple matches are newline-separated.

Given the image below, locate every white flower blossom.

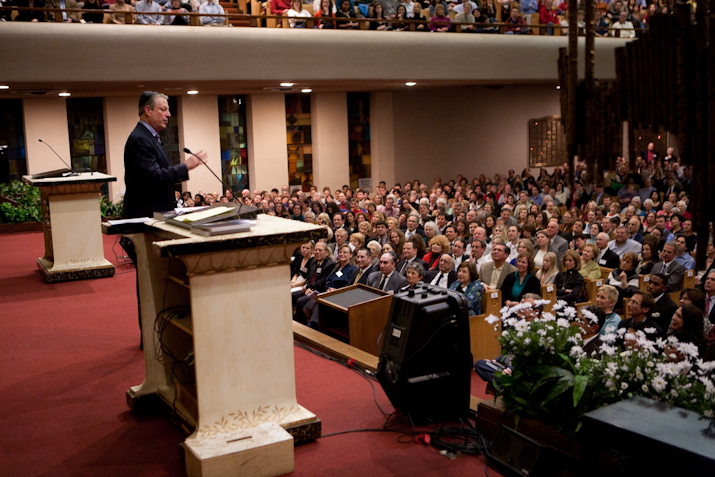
left=620, top=382, right=629, bottom=390
left=514, top=320, right=530, bottom=332
left=644, top=327, right=657, bottom=335
left=523, top=338, right=531, bottom=345
left=485, top=315, right=500, bottom=325
left=569, top=346, right=585, bottom=358
left=581, top=308, right=598, bottom=324
left=651, top=376, right=667, bottom=393
left=641, top=384, right=649, bottom=392
left=556, top=318, right=570, bottom=328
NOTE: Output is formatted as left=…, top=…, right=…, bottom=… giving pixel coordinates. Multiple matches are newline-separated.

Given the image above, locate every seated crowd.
left=184, top=151, right=714, bottom=363
left=3, top=0, right=675, bottom=33
left=3, top=0, right=229, bottom=25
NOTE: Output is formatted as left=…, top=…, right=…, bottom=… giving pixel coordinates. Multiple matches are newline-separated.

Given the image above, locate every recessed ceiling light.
left=280, top=82, right=294, bottom=87
left=0, top=86, right=9, bottom=90
left=556, top=85, right=561, bottom=90
left=405, top=82, right=417, bottom=86
left=187, top=90, right=199, bottom=95
left=59, top=92, right=71, bottom=97
left=301, top=88, right=312, bottom=93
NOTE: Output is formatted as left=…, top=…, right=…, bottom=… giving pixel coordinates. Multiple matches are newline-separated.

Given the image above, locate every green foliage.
left=100, top=195, right=124, bottom=218
left=0, top=181, right=41, bottom=223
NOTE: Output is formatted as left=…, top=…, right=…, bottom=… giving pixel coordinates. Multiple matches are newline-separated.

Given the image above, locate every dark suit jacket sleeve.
left=604, top=250, right=621, bottom=269
left=123, top=124, right=189, bottom=218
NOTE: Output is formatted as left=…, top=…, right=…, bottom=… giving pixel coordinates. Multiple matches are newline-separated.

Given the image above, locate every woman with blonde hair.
left=349, top=232, right=365, bottom=250
left=536, top=252, right=559, bottom=285
left=510, top=238, right=534, bottom=266
left=317, top=212, right=332, bottom=228
left=422, top=235, right=451, bottom=270
left=579, top=243, right=602, bottom=279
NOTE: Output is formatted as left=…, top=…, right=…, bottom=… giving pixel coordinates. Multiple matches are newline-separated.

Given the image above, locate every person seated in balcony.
left=81, top=0, right=104, bottom=23
left=45, top=0, right=81, bottom=22
left=611, top=10, right=635, bottom=38
left=314, top=0, right=336, bottom=28
left=198, top=0, right=225, bottom=25
left=428, top=2, right=450, bottom=31
left=165, top=0, right=189, bottom=24
left=410, top=2, right=428, bottom=30
left=559, top=8, right=585, bottom=36
left=335, top=0, right=359, bottom=28
left=504, top=6, right=526, bottom=34
left=538, top=0, right=558, bottom=35
left=109, top=0, right=134, bottom=24
left=369, top=1, right=391, bottom=29
left=134, top=0, right=164, bottom=23
left=287, top=0, right=310, bottom=27
left=13, top=0, right=46, bottom=22
left=453, top=1, right=477, bottom=32
left=270, top=0, right=291, bottom=16
left=391, top=3, right=409, bottom=30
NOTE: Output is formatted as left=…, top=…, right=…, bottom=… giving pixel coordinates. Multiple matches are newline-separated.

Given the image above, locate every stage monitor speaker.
left=488, top=425, right=546, bottom=477
left=376, top=285, right=472, bottom=421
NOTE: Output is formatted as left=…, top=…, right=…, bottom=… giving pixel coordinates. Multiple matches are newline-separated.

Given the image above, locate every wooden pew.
left=469, top=289, right=503, bottom=362
left=584, top=277, right=604, bottom=304
left=541, top=283, right=556, bottom=312
left=600, top=267, right=613, bottom=281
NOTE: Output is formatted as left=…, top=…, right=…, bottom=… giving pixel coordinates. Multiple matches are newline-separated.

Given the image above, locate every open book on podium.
left=153, top=202, right=259, bottom=236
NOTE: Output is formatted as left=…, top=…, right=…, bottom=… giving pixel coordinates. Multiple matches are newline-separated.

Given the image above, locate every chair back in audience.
left=541, top=283, right=556, bottom=312
left=600, top=267, right=612, bottom=280
left=469, top=290, right=502, bottom=362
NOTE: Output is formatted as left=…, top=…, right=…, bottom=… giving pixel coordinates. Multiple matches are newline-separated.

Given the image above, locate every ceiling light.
left=280, top=82, right=294, bottom=87
left=59, top=92, right=71, bottom=97
left=556, top=85, right=561, bottom=90
left=187, top=90, right=199, bottom=95
left=301, top=88, right=312, bottom=93
left=0, top=85, right=9, bottom=90
left=405, top=82, right=417, bottom=86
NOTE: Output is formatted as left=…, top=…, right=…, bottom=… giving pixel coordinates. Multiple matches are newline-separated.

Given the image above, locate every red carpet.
left=0, top=231, right=499, bottom=477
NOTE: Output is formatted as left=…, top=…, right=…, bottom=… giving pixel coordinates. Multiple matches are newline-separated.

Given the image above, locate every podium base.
left=183, top=422, right=294, bottom=477
left=37, top=257, right=115, bottom=283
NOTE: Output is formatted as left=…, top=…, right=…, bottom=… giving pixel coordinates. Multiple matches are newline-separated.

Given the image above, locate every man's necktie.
left=378, top=275, right=387, bottom=290
left=661, top=262, right=668, bottom=274
left=353, top=269, right=363, bottom=285
left=156, top=134, right=162, bottom=145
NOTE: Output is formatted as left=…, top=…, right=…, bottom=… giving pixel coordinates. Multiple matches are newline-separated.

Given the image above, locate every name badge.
left=300, top=266, right=308, bottom=273
left=599, top=259, right=607, bottom=265
left=317, top=268, right=322, bottom=273
left=290, top=256, right=296, bottom=261
left=336, top=271, right=343, bottom=277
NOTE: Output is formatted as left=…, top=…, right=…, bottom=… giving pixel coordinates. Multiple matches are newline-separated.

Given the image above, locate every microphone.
left=38, top=139, right=74, bottom=172
left=183, top=147, right=224, bottom=189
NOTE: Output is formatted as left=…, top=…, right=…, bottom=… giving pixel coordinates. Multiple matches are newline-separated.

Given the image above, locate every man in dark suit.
left=646, top=273, right=679, bottom=331
left=395, top=241, right=427, bottom=276
left=367, top=252, right=408, bottom=293
left=403, top=214, right=426, bottom=240
left=123, top=91, right=205, bottom=219
left=293, top=242, right=336, bottom=322
left=618, top=291, right=664, bottom=342
left=351, top=247, right=376, bottom=285
left=595, top=233, right=621, bottom=269
left=650, top=241, right=686, bottom=292
left=424, top=254, right=458, bottom=289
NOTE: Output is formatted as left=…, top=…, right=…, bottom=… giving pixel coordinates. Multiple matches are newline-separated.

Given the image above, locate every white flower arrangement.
left=484, top=301, right=715, bottom=433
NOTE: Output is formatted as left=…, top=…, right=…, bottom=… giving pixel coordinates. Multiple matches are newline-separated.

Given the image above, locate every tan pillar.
left=246, top=93, right=289, bottom=193
left=103, top=96, right=138, bottom=200
left=22, top=97, right=71, bottom=176
left=310, top=92, right=350, bottom=192
left=177, top=94, right=223, bottom=198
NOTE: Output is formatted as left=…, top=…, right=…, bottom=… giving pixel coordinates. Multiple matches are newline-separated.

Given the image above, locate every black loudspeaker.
left=488, top=425, right=546, bottom=477
left=376, top=285, right=472, bottom=421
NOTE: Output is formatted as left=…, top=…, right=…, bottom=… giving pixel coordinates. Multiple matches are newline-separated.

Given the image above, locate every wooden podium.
left=104, top=215, right=326, bottom=477
left=317, top=284, right=393, bottom=356
left=23, top=172, right=116, bottom=282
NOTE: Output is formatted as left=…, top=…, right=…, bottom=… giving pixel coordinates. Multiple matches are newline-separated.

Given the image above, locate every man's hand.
left=185, top=149, right=208, bottom=170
